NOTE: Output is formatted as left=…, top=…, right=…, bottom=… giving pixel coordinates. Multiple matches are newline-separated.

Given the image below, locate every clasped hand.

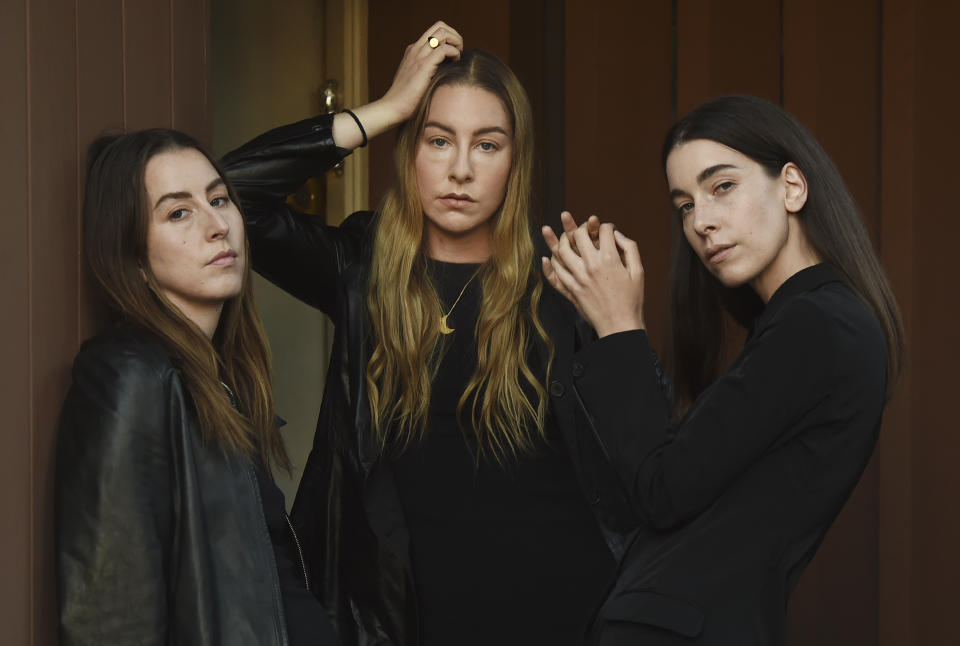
left=541, top=212, right=646, bottom=337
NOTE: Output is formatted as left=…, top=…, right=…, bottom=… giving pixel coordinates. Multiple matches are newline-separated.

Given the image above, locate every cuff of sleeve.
left=573, top=329, right=657, bottom=393
left=225, top=113, right=350, bottom=165
left=571, top=328, right=670, bottom=461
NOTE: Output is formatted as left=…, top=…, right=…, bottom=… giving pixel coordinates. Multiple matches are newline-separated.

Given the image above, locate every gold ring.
left=428, top=36, right=440, bottom=49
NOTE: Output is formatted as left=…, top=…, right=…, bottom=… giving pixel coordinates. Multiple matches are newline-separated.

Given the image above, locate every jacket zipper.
left=284, top=511, right=310, bottom=592
left=224, top=383, right=290, bottom=644
left=245, top=463, right=289, bottom=646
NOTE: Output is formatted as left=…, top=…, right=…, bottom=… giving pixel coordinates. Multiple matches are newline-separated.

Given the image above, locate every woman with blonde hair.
left=225, top=31, right=635, bottom=645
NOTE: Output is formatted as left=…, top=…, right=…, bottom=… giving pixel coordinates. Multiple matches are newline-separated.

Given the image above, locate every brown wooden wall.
left=0, top=1, right=210, bottom=644
left=880, top=1, right=960, bottom=643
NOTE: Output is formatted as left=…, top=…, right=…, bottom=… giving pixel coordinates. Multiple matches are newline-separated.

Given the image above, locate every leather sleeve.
left=55, top=339, right=176, bottom=645
left=223, top=113, right=369, bottom=313
left=571, top=296, right=841, bottom=530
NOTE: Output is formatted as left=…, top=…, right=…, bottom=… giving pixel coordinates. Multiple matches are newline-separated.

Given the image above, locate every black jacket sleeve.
left=571, top=296, right=837, bottom=530
left=56, top=340, right=176, bottom=645
left=223, top=113, right=369, bottom=313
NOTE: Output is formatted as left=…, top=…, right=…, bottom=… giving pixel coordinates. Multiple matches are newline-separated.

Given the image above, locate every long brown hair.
left=662, top=95, right=904, bottom=418
left=83, top=129, right=288, bottom=469
left=365, top=49, right=553, bottom=462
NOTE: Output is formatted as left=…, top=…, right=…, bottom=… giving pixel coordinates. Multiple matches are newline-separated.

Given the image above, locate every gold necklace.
left=439, top=268, right=481, bottom=335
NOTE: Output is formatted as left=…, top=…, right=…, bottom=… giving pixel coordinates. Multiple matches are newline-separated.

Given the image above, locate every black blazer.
left=574, top=264, right=887, bottom=645
left=223, top=114, right=640, bottom=646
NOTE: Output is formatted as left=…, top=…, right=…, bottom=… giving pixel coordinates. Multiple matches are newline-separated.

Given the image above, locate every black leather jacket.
left=224, top=114, right=642, bottom=646
left=56, top=324, right=295, bottom=646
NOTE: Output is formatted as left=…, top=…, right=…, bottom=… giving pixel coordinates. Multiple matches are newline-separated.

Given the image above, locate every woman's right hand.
left=332, top=22, right=463, bottom=149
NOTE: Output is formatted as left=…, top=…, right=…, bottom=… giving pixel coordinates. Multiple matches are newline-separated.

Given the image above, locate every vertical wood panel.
left=332, top=0, right=370, bottom=219
left=877, top=0, right=915, bottom=641
left=0, top=0, right=32, bottom=642
left=911, top=0, right=960, bottom=642
left=124, top=0, right=172, bottom=128
left=77, top=0, right=123, bottom=342
left=508, top=0, right=548, bottom=223
left=367, top=0, right=511, bottom=207
left=788, top=465, right=880, bottom=645
left=29, top=0, right=80, bottom=643
left=784, top=0, right=881, bottom=239
left=781, top=2, right=882, bottom=644
left=541, top=2, right=565, bottom=228
left=705, top=0, right=781, bottom=102
left=172, top=0, right=210, bottom=143
left=565, top=0, right=674, bottom=354
left=676, top=0, right=781, bottom=114
left=3, top=1, right=212, bottom=643
left=676, top=0, right=709, bottom=116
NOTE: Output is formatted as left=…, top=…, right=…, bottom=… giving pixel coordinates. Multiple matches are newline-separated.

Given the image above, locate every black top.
left=392, top=260, right=615, bottom=646
left=226, top=382, right=335, bottom=646
left=253, top=460, right=337, bottom=646
left=228, top=380, right=334, bottom=646
left=576, top=264, right=888, bottom=644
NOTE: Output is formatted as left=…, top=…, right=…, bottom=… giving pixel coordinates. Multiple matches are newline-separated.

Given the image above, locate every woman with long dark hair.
left=56, top=129, right=336, bottom=645
left=543, top=94, right=903, bottom=644
left=223, top=43, right=634, bottom=645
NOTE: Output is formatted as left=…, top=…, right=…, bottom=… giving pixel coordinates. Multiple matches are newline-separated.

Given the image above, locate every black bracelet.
left=341, top=109, right=367, bottom=148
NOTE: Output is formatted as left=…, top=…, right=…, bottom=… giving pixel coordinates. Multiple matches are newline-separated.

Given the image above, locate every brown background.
left=2, top=0, right=957, bottom=644
left=0, top=1, right=210, bottom=643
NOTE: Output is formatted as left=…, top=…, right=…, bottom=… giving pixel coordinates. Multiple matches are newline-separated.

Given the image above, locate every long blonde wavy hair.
left=366, top=49, right=553, bottom=462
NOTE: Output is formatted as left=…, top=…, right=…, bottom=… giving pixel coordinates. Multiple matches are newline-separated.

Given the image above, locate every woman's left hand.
left=542, top=212, right=646, bottom=337
left=378, top=21, right=464, bottom=123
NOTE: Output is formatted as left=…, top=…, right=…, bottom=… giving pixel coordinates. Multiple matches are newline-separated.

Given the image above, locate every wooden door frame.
left=324, top=0, right=369, bottom=223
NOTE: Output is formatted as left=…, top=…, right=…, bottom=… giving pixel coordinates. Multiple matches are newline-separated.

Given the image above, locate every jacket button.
left=549, top=380, right=565, bottom=397
left=571, top=362, right=584, bottom=377
left=590, top=492, right=602, bottom=505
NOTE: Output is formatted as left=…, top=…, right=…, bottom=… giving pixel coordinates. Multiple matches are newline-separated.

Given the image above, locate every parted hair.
left=366, top=49, right=553, bottom=462
left=83, top=129, right=288, bottom=469
left=663, top=95, right=904, bottom=418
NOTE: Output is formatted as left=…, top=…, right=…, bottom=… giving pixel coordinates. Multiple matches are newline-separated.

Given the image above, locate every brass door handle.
left=322, top=79, right=339, bottom=114
left=322, top=79, right=344, bottom=177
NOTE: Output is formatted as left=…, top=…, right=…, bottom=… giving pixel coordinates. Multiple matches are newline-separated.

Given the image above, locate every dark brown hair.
left=663, top=95, right=904, bottom=417
left=83, top=129, right=288, bottom=469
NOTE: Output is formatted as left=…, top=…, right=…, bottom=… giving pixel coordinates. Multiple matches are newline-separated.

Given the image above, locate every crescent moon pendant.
left=439, top=315, right=455, bottom=335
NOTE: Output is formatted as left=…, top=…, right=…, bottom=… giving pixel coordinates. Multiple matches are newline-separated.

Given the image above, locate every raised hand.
left=332, top=21, right=464, bottom=149
left=542, top=212, right=646, bottom=337
left=379, top=21, right=464, bottom=123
